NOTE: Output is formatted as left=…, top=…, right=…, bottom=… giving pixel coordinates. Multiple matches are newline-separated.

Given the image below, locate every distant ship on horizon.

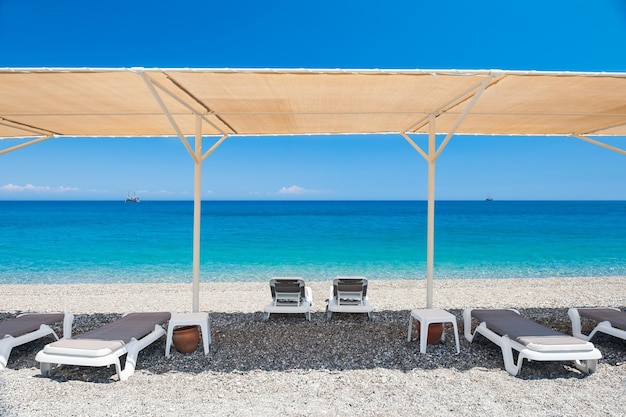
left=485, top=194, right=494, bottom=201
left=125, top=191, right=140, bottom=203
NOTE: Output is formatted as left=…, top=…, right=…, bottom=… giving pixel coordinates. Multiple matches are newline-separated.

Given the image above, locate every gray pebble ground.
left=1, top=277, right=624, bottom=416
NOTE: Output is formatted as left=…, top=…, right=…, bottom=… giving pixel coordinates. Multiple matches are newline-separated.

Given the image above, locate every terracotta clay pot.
left=417, top=322, right=444, bottom=344
left=172, top=325, right=200, bottom=354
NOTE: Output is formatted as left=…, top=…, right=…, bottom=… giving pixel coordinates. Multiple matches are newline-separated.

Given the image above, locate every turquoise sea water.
left=0, top=200, right=625, bottom=284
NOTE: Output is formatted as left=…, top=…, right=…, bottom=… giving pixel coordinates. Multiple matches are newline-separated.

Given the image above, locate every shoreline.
left=1, top=276, right=625, bottom=416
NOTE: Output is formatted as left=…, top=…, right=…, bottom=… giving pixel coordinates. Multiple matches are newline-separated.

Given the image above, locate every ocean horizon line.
left=1, top=198, right=625, bottom=202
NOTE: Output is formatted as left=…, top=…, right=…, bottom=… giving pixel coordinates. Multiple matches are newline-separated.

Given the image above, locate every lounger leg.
left=119, top=326, right=165, bottom=381
left=501, top=336, right=523, bottom=376
left=263, top=312, right=270, bottom=321
left=40, top=362, right=52, bottom=377
left=567, top=308, right=591, bottom=341
left=115, top=358, right=127, bottom=381
left=407, top=315, right=414, bottom=342
left=0, top=341, right=12, bottom=369
left=119, top=341, right=141, bottom=381
left=573, top=359, right=597, bottom=374
left=463, top=309, right=475, bottom=342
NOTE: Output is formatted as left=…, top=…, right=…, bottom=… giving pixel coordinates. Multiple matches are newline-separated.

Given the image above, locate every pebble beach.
left=1, top=277, right=625, bottom=416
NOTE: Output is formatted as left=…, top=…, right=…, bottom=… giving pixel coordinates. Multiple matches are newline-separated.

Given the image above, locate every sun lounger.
left=568, top=307, right=626, bottom=342
left=263, top=278, right=312, bottom=321
left=464, top=308, right=601, bottom=376
left=35, top=312, right=171, bottom=381
left=326, top=276, right=373, bottom=320
left=1, top=312, right=73, bottom=370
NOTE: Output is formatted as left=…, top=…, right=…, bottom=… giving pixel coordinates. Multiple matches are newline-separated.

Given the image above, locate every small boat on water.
left=125, top=191, right=140, bottom=203
left=485, top=194, right=494, bottom=201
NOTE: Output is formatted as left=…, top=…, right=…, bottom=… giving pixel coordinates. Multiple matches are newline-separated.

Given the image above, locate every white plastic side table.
left=165, top=312, right=211, bottom=358
left=407, top=308, right=460, bottom=354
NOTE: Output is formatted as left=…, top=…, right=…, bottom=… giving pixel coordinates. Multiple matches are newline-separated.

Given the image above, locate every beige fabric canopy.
left=1, top=68, right=626, bottom=140
left=2, top=68, right=625, bottom=311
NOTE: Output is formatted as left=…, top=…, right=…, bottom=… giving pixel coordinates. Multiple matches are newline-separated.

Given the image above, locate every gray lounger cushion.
left=577, top=308, right=626, bottom=331
left=74, top=312, right=171, bottom=343
left=0, top=313, right=65, bottom=338
left=471, top=309, right=589, bottom=347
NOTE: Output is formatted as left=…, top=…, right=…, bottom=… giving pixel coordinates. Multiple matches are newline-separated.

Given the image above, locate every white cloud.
left=1, top=183, right=78, bottom=193
left=278, top=185, right=306, bottom=195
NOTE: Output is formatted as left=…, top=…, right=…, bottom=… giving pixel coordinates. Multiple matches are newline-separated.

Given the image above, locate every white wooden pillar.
left=192, top=116, right=203, bottom=312
left=426, top=115, right=436, bottom=308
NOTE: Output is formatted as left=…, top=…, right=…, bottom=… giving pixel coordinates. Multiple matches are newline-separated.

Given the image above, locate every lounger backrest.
left=0, top=313, right=65, bottom=338
left=578, top=308, right=626, bottom=331
left=269, top=278, right=305, bottom=300
left=333, top=277, right=368, bottom=298
left=472, top=309, right=588, bottom=346
left=74, top=312, right=171, bottom=344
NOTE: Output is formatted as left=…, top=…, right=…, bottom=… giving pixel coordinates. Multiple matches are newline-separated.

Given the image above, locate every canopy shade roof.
left=1, top=68, right=626, bottom=139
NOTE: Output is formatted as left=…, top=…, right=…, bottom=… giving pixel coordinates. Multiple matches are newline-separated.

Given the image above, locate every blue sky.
left=1, top=0, right=625, bottom=200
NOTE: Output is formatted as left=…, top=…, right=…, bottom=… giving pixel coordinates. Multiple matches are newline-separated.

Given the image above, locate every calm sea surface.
left=1, top=200, right=625, bottom=284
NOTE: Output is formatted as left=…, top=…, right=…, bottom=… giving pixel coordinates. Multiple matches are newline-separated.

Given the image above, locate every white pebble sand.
left=1, top=277, right=625, bottom=416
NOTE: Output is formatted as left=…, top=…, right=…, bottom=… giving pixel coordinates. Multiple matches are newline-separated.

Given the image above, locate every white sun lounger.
left=1, top=312, right=73, bottom=370
left=326, top=276, right=373, bottom=320
left=568, top=307, right=626, bottom=342
left=35, top=312, right=171, bottom=381
left=263, top=278, right=312, bottom=321
left=464, top=308, right=601, bottom=376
